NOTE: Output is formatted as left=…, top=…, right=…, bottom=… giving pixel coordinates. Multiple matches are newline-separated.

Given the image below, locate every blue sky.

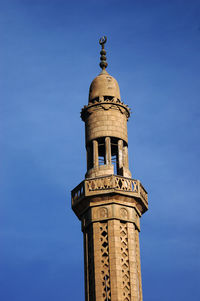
left=1, top=0, right=200, bottom=300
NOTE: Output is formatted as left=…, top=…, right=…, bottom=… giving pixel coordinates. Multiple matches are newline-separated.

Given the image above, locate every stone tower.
left=71, top=37, right=148, bottom=301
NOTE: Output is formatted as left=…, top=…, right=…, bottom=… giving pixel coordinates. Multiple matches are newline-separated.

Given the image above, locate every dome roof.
left=89, top=70, right=121, bottom=103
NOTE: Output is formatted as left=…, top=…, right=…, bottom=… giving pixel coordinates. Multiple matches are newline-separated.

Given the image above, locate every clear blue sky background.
left=1, top=0, right=200, bottom=300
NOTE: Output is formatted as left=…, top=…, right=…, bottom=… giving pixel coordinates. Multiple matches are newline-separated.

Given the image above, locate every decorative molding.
left=81, top=101, right=130, bottom=121
left=120, top=208, right=129, bottom=219
left=82, top=204, right=140, bottom=231
left=98, top=207, right=108, bottom=219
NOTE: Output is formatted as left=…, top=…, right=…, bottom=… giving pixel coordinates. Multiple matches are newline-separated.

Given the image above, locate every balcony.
left=71, top=175, right=148, bottom=210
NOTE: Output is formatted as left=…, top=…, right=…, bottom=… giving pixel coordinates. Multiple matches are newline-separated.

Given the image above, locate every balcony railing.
left=71, top=175, right=148, bottom=208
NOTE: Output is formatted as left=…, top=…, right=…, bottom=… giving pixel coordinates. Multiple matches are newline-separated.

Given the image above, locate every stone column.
left=93, top=140, right=99, bottom=167
left=118, top=139, right=123, bottom=173
left=105, top=137, right=111, bottom=165
left=123, top=145, right=129, bottom=169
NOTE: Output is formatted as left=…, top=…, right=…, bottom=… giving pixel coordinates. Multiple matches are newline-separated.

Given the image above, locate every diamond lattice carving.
left=86, top=176, right=138, bottom=193
left=120, top=222, right=131, bottom=301
left=100, top=222, right=111, bottom=301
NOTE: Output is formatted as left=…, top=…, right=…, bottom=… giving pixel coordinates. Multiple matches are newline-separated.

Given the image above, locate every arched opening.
left=86, top=137, right=129, bottom=177
left=111, top=137, right=118, bottom=175
left=98, top=137, right=106, bottom=166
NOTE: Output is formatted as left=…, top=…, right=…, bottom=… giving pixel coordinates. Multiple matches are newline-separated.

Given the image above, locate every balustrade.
left=71, top=175, right=148, bottom=207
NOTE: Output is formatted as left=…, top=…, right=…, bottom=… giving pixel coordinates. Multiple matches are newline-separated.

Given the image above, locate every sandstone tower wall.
left=84, top=105, right=128, bottom=145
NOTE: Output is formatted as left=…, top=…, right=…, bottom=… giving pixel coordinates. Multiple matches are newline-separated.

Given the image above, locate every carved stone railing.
left=71, top=181, right=85, bottom=203
left=139, top=182, right=148, bottom=205
left=71, top=175, right=148, bottom=208
left=86, top=175, right=138, bottom=193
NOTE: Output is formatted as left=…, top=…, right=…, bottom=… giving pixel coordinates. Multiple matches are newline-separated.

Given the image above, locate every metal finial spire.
left=99, top=36, right=108, bottom=70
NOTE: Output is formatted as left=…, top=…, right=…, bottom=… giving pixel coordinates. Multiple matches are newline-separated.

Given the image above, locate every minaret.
left=71, top=37, right=148, bottom=301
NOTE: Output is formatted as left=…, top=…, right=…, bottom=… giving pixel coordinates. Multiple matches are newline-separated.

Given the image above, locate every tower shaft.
left=71, top=37, right=148, bottom=301
left=83, top=205, right=143, bottom=301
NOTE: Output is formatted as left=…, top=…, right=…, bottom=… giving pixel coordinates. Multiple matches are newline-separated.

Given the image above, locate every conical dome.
left=89, top=70, right=121, bottom=103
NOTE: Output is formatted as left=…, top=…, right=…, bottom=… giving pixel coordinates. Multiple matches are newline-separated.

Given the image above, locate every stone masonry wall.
left=85, top=108, right=128, bottom=145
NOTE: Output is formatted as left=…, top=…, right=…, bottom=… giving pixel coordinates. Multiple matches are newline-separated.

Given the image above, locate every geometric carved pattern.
left=87, top=176, right=138, bottom=193
left=100, top=222, right=111, bottom=301
left=120, top=222, right=131, bottom=301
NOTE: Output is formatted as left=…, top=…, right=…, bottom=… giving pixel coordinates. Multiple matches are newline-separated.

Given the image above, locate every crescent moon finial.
left=99, top=36, right=108, bottom=70
left=99, top=36, right=107, bottom=46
